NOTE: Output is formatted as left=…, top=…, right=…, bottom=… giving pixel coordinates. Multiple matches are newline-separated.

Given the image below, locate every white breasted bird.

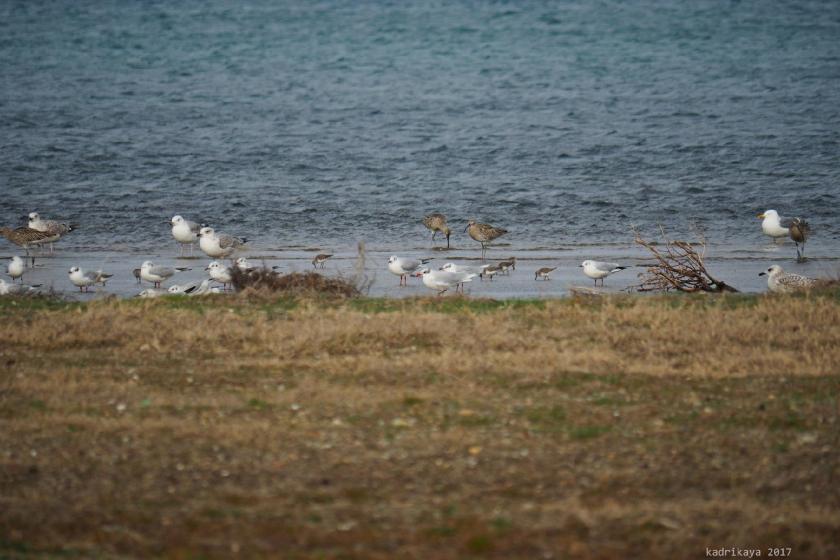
left=580, top=260, right=627, bottom=287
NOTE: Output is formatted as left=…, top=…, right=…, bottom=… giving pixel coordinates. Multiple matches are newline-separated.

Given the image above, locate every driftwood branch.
left=633, top=226, right=738, bottom=293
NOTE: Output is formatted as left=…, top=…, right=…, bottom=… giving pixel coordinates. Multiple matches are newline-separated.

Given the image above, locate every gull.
left=418, top=267, right=477, bottom=296
left=789, top=218, right=810, bottom=262
left=465, top=220, right=507, bottom=259
left=580, top=260, right=627, bottom=287
left=191, top=279, right=222, bottom=295
left=757, top=210, right=792, bottom=243
left=68, top=266, right=112, bottom=292
left=535, top=266, right=557, bottom=281
left=0, top=278, right=41, bottom=295
left=167, top=283, right=200, bottom=296
left=137, top=288, right=167, bottom=298
left=312, top=253, right=333, bottom=269
left=759, top=265, right=816, bottom=293
left=422, top=213, right=452, bottom=248
left=206, top=261, right=233, bottom=290
left=27, top=212, right=73, bottom=252
left=197, top=226, right=247, bottom=258
left=1, top=227, right=58, bottom=266
left=235, top=257, right=257, bottom=272
left=388, top=256, right=432, bottom=286
left=440, top=263, right=487, bottom=292
left=170, top=215, right=200, bottom=256
left=140, top=261, right=190, bottom=288
left=7, top=256, right=25, bottom=283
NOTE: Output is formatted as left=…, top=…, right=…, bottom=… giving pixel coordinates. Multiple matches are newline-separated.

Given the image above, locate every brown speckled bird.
left=535, top=267, right=557, bottom=281
left=464, top=220, right=508, bottom=259
left=0, top=227, right=57, bottom=266
left=422, top=213, right=452, bottom=248
left=312, top=254, right=333, bottom=269
left=789, top=218, right=810, bottom=262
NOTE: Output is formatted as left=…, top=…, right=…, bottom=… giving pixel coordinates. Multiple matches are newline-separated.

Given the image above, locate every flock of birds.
left=0, top=207, right=821, bottom=296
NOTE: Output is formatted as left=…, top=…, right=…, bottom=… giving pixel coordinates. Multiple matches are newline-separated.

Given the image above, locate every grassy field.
left=1, top=293, right=839, bottom=559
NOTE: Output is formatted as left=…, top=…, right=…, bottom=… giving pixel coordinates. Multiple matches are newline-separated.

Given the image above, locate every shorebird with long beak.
left=170, top=215, right=200, bottom=256
left=140, top=261, right=191, bottom=288
left=757, top=210, right=792, bottom=244
left=312, top=254, right=333, bottom=269
left=197, top=226, right=247, bottom=259
left=465, top=220, right=507, bottom=259
left=27, top=212, right=74, bottom=252
left=759, top=265, right=816, bottom=293
left=535, top=267, right=557, bottom=281
left=422, top=213, right=452, bottom=249
left=7, top=256, right=25, bottom=283
left=388, top=256, right=432, bottom=286
left=68, top=266, right=112, bottom=292
left=1, top=227, right=57, bottom=267
left=789, top=218, right=810, bottom=262
left=580, top=260, right=627, bottom=287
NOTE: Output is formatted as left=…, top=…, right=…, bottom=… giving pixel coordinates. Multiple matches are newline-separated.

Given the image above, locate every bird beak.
left=757, top=213, right=765, bottom=219
left=578, top=265, right=583, bottom=268
left=758, top=272, right=766, bottom=276
left=463, top=224, right=469, bottom=232
left=204, top=266, right=210, bottom=270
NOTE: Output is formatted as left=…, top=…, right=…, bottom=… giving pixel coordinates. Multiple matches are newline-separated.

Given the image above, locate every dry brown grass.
left=1, top=295, right=839, bottom=558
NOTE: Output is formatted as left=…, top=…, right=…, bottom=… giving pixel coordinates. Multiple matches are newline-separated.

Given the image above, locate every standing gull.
left=465, top=220, right=508, bottom=259
left=580, top=260, right=627, bottom=287
left=388, top=256, right=432, bottom=286
left=789, top=218, right=810, bottom=262
left=27, top=212, right=73, bottom=252
left=170, top=215, right=200, bottom=257
left=422, top=213, right=452, bottom=249
left=7, top=256, right=25, bottom=283
left=197, top=227, right=247, bottom=259
left=440, top=263, right=486, bottom=292
left=206, top=261, right=234, bottom=290
left=759, top=265, right=816, bottom=293
left=535, top=267, right=557, bottom=281
left=140, top=261, right=191, bottom=288
left=68, top=266, right=112, bottom=292
left=418, top=268, right=477, bottom=296
left=757, top=210, right=792, bottom=244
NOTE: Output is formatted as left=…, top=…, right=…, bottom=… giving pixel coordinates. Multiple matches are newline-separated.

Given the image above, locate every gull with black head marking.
left=206, top=261, right=234, bottom=290
left=140, top=261, right=191, bottom=288
left=68, top=266, right=112, bottom=292
left=422, top=213, right=452, bottom=249
left=465, top=220, right=507, bottom=259
left=580, top=260, right=627, bottom=287
left=388, top=256, right=432, bottom=286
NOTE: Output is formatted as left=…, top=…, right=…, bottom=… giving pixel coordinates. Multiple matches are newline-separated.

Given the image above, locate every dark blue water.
left=2, top=0, right=840, bottom=254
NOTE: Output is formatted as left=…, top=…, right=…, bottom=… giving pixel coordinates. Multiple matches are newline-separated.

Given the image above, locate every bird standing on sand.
left=7, top=256, right=25, bottom=283
left=140, top=261, right=190, bottom=288
left=422, top=213, right=452, bottom=249
left=197, top=227, right=247, bottom=259
left=581, top=260, right=627, bottom=287
left=1, top=227, right=58, bottom=266
left=27, top=212, right=73, bottom=252
left=789, top=218, right=810, bottom=262
left=757, top=210, right=792, bottom=244
left=465, top=220, right=508, bottom=259
left=312, top=254, right=332, bottom=269
left=418, top=268, right=477, bottom=296
left=759, top=265, right=816, bottom=293
left=535, top=267, right=557, bottom=281
left=170, top=215, right=200, bottom=256
left=206, top=261, right=234, bottom=290
left=388, top=256, right=432, bottom=286
left=68, top=266, right=112, bottom=292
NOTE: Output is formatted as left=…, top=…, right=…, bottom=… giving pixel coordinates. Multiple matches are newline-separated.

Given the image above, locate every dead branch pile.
left=634, top=228, right=738, bottom=293
left=232, top=268, right=360, bottom=299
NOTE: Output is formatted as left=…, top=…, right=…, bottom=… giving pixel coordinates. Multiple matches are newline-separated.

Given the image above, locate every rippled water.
left=1, top=1, right=839, bottom=296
